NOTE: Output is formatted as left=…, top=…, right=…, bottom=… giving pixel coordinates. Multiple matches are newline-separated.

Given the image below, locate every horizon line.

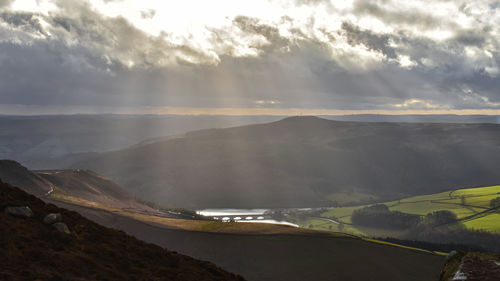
left=2, top=105, right=500, bottom=116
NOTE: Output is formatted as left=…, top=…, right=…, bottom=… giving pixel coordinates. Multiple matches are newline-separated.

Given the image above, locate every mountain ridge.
left=71, top=116, right=500, bottom=208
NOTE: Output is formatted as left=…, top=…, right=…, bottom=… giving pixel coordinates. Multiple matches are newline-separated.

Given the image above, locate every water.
left=197, top=208, right=299, bottom=227
left=197, top=209, right=269, bottom=217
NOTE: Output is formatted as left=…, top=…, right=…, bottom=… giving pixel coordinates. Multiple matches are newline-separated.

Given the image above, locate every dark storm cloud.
left=453, top=29, right=487, bottom=47
left=232, top=16, right=290, bottom=50
left=341, top=22, right=397, bottom=59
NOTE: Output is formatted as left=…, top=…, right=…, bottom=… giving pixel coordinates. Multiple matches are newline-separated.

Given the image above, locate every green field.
left=306, top=185, right=500, bottom=235
left=326, top=191, right=378, bottom=205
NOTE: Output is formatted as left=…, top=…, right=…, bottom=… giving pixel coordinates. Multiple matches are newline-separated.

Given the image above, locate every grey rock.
left=5, top=206, right=33, bottom=218
left=447, top=250, right=458, bottom=260
left=43, top=213, right=62, bottom=224
left=52, top=222, right=71, bottom=234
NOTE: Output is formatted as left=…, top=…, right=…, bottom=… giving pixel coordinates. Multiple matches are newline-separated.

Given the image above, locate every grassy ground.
left=362, top=238, right=448, bottom=256
left=48, top=193, right=352, bottom=237
left=315, top=185, right=500, bottom=235
left=326, top=191, right=378, bottom=205
left=49, top=193, right=451, bottom=262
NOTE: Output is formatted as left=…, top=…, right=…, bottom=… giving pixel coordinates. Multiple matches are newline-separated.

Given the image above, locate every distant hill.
left=323, top=114, right=500, bottom=124
left=71, top=116, right=500, bottom=208
left=0, top=115, right=280, bottom=169
left=0, top=180, right=245, bottom=281
left=0, top=160, right=152, bottom=212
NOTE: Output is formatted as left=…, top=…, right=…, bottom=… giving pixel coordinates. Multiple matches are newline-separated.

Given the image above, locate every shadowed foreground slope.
left=0, top=180, right=244, bottom=281
left=54, top=200, right=446, bottom=281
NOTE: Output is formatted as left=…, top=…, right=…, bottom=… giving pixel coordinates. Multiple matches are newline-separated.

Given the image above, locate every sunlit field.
left=306, top=185, right=500, bottom=236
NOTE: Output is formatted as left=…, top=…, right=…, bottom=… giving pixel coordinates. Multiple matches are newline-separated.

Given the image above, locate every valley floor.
left=48, top=199, right=444, bottom=281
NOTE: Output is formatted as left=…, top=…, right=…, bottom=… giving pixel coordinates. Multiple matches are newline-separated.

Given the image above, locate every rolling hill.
left=315, top=185, right=500, bottom=235
left=0, top=159, right=446, bottom=281
left=35, top=169, right=154, bottom=212
left=72, top=116, right=500, bottom=209
left=0, top=115, right=280, bottom=169
left=0, top=160, right=152, bottom=212
left=0, top=179, right=245, bottom=281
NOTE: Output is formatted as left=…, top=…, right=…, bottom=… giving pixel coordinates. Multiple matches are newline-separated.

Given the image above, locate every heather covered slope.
left=73, top=116, right=500, bottom=208
left=0, top=180, right=245, bottom=281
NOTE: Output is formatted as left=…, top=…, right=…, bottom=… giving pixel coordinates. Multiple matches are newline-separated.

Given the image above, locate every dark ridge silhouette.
left=0, top=179, right=245, bottom=281
left=72, top=116, right=500, bottom=208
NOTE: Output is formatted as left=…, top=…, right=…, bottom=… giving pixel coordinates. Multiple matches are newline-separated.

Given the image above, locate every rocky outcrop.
left=52, top=222, right=71, bottom=234
left=43, top=213, right=62, bottom=224
left=4, top=206, right=33, bottom=218
left=440, top=252, right=500, bottom=281
left=43, top=213, right=70, bottom=234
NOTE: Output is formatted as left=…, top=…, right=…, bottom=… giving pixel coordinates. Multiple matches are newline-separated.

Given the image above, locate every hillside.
left=290, top=185, right=500, bottom=253
left=72, top=116, right=500, bottom=208
left=316, top=185, right=500, bottom=235
left=0, top=160, right=52, bottom=196
left=51, top=200, right=446, bottom=281
left=0, top=160, right=152, bottom=212
left=36, top=169, right=154, bottom=212
left=0, top=179, right=245, bottom=281
left=0, top=163, right=446, bottom=281
left=0, top=115, right=280, bottom=169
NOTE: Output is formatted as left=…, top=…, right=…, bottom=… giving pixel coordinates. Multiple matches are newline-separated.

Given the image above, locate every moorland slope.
left=73, top=116, right=500, bottom=208
left=0, top=180, right=245, bottom=281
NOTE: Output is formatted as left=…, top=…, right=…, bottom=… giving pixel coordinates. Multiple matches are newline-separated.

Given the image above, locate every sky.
left=0, top=0, right=500, bottom=115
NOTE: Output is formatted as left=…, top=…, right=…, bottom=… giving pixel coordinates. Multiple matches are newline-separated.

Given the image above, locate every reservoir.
left=197, top=208, right=299, bottom=227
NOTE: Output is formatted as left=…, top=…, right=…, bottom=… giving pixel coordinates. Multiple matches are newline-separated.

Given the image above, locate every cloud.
left=0, top=0, right=499, bottom=113
left=392, top=99, right=445, bottom=110
left=140, top=9, right=155, bottom=19
left=352, top=0, right=445, bottom=30
left=0, top=0, right=14, bottom=9
left=341, top=21, right=396, bottom=59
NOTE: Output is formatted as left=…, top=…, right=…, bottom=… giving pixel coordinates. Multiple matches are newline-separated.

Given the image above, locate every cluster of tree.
left=282, top=208, right=327, bottom=220
left=421, top=210, right=458, bottom=226
left=490, top=197, right=500, bottom=208
left=351, top=204, right=421, bottom=229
